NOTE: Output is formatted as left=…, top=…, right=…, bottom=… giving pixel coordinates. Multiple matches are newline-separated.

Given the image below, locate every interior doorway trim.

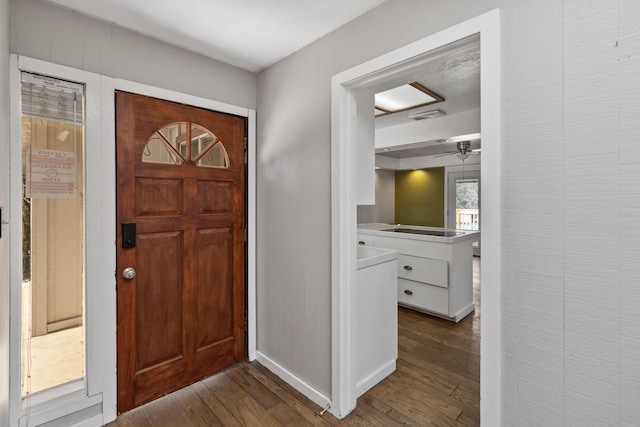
left=330, top=9, right=501, bottom=422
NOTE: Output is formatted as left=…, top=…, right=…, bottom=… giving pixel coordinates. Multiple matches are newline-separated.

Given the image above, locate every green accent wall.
left=395, top=168, right=445, bottom=227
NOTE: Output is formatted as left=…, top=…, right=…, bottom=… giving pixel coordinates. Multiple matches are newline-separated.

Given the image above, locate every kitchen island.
left=357, top=223, right=479, bottom=322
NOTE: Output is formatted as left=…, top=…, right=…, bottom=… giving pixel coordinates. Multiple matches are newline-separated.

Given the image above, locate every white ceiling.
left=374, top=37, right=480, bottom=129
left=44, top=0, right=387, bottom=72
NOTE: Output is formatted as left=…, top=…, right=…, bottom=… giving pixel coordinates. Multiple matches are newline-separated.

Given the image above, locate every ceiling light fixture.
left=375, top=82, right=444, bottom=116
left=407, top=109, right=446, bottom=121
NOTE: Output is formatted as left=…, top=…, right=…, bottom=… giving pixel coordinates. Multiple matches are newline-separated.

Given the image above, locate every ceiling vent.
left=407, top=109, right=446, bottom=121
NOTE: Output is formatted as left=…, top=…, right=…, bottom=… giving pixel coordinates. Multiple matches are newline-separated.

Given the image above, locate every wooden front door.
left=115, top=91, right=246, bottom=412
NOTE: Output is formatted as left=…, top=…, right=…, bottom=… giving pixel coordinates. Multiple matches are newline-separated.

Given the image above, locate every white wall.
left=357, top=169, right=395, bottom=224
left=0, top=0, right=10, bottom=425
left=258, top=0, right=640, bottom=424
left=256, top=40, right=333, bottom=396
left=9, top=0, right=256, bottom=109
left=501, top=1, right=640, bottom=424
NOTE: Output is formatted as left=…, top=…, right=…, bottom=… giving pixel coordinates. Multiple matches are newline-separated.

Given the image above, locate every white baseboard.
left=453, top=302, right=475, bottom=322
left=255, top=351, right=331, bottom=411
left=355, top=359, right=396, bottom=397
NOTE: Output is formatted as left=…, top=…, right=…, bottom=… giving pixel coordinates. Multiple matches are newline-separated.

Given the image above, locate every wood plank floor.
left=107, top=257, right=480, bottom=426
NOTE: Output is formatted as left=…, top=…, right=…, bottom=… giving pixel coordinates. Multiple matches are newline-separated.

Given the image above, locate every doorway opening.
left=331, top=10, right=501, bottom=421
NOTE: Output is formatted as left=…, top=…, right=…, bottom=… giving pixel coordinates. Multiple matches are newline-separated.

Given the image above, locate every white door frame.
left=9, top=55, right=114, bottom=427
left=9, top=55, right=257, bottom=426
left=330, top=10, right=502, bottom=423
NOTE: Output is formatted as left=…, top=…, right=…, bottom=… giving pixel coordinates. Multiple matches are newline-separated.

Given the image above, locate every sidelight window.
left=20, top=72, right=85, bottom=397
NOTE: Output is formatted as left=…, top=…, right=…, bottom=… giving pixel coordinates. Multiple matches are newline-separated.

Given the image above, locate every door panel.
left=135, top=231, right=184, bottom=369
left=195, top=227, right=233, bottom=348
left=116, top=91, right=246, bottom=412
left=197, top=180, right=232, bottom=213
left=135, top=178, right=183, bottom=216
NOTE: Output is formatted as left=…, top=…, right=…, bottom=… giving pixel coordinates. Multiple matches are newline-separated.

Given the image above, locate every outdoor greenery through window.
left=455, top=179, right=479, bottom=230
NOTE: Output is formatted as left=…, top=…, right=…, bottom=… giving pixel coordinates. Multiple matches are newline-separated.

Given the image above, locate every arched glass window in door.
left=142, top=122, right=230, bottom=168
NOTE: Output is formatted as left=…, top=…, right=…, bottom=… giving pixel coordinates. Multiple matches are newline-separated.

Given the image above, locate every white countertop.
left=357, top=245, right=398, bottom=270
left=358, top=223, right=480, bottom=244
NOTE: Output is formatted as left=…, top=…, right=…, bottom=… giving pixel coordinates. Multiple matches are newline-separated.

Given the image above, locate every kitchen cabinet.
left=355, top=245, right=398, bottom=397
left=397, top=254, right=449, bottom=315
left=357, top=223, right=478, bottom=322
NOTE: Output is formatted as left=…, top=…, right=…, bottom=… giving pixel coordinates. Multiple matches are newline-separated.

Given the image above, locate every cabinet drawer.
left=397, top=278, right=448, bottom=315
left=397, top=254, right=448, bottom=288
left=357, top=235, right=375, bottom=246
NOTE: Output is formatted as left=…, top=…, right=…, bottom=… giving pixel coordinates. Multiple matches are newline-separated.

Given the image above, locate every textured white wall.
left=258, top=0, right=640, bottom=423
left=617, top=2, right=640, bottom=422
left=501, top=0, right=640, bottom=424
left=500, top=0, right=565, bottom=422
left=9, top=0, right=256, bottom=109
left=0, top=0, right=10, bottom=424
left=256, top=40, right=333, bottom=395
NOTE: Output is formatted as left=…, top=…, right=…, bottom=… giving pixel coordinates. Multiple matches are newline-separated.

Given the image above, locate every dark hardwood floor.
left=107, top=257, right=480, bottom=426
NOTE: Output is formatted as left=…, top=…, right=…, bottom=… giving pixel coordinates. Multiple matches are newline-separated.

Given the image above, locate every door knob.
left=122, top=267, right=136, bottom=279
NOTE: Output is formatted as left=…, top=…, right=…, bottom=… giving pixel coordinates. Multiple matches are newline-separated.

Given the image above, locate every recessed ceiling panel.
left=376, top=85, right=435, bottom=111
left=374, top=82, right=444, bottom=116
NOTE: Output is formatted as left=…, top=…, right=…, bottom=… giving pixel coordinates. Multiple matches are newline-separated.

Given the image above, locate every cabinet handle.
left=358, top=241, right=365, bottom=245
left=403, top=265, right=413, bottom=271
left=404, top=290, right=413, bottom=295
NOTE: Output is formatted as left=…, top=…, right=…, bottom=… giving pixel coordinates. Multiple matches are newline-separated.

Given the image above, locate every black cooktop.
left=382, top=228, right=463, bottom=237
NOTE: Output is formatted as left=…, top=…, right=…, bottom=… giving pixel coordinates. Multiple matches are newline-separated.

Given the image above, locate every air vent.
left=407, top=109, right=446, bottom=121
